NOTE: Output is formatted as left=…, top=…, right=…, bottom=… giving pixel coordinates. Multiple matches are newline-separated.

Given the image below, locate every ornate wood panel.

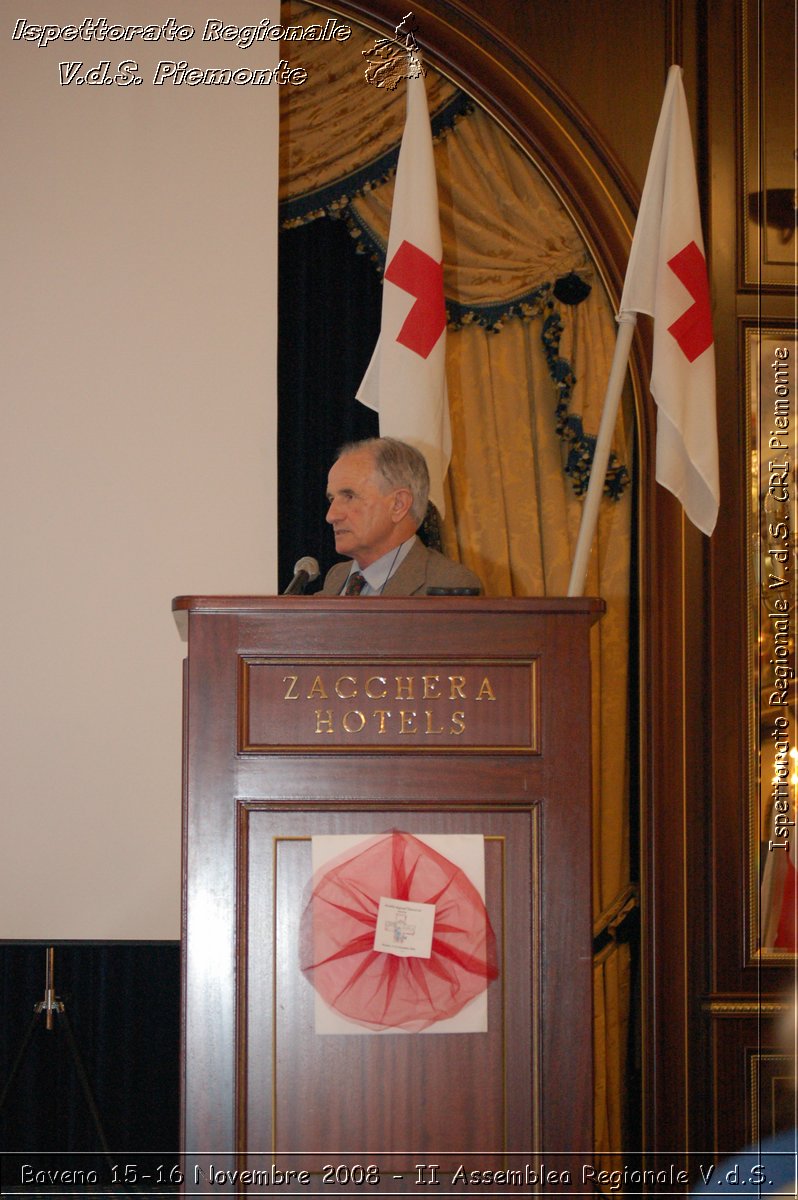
left=175, top=597, right=600, bottom=1191
left=705, top=0, right=798, bottom=1161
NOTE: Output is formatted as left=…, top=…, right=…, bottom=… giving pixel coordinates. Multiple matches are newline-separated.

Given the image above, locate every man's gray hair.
left=337, top=437, right=430, bottom=525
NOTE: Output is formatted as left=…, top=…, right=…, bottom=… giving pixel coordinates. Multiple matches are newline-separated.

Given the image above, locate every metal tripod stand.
left=0, top=946, right=113, bottom=1158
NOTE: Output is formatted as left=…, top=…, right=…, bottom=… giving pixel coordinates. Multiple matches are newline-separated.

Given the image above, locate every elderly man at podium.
left=320, top=437, right=483, bottom=597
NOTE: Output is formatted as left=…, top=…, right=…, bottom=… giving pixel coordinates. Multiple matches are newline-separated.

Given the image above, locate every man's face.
left=325, top=449, right=402, bottom=567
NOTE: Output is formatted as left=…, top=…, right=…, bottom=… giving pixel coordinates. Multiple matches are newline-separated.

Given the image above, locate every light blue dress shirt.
left=341, top=535, right=418, bottom=595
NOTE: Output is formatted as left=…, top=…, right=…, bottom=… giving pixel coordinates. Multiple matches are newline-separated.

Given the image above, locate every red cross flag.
left=356, top=61, right=450, bottom=514
left=619, top=64, right=719, bottom=535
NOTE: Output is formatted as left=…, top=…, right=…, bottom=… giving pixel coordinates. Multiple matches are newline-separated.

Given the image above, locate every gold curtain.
left=281, top=3, right=635, bottom=1154
left=350, top=105, right=587, bottom=308
left=280, top=4, right=459, bottom=219
left=440, top=288, right=635, bottom=1162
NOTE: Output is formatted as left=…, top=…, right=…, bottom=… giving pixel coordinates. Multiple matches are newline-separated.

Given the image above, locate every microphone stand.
left=0, top=947, right=114, bottom=1171
left=282, top=571, right=311, bottom=595
left=282, top=556, right=320, bottom=595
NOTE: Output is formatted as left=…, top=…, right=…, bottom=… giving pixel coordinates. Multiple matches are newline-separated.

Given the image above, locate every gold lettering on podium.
left=241, top=658, right=539, bottom=753
left=314, top=709, right=334, bottom=734
left=451, top=712, right=466, bottom=736
left=335, top=676, right=357, bottom=700
left=399, top=709, right=418, bottom=735
left=342, top=709, right=366, bottom=733
left=425, top=710, right=444, bottom=735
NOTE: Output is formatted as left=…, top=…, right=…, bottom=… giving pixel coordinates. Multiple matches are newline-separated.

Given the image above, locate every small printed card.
left=373, top=897, right=436, bottom=958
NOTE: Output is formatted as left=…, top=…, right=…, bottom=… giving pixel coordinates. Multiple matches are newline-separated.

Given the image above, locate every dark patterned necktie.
left=344, top=571, right=367, bottom=596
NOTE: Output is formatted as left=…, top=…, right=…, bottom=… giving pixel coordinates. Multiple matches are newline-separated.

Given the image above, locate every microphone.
left=283, top=555, right=320, bottom=595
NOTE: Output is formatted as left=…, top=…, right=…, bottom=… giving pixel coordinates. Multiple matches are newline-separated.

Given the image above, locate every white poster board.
left=1, top=0, right=282, bottom=940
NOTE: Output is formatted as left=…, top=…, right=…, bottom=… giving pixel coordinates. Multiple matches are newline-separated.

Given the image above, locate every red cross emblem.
left=667, top=240, right=713, bottom=363
left=384, top=239, right=446, bottom=359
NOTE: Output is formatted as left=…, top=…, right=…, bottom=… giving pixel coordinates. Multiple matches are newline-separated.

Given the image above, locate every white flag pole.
left=567, top=313, right=637, bottom=597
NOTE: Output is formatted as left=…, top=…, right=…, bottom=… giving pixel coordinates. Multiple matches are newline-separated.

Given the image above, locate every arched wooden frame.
left=317, top=0, right=712, bottom=1159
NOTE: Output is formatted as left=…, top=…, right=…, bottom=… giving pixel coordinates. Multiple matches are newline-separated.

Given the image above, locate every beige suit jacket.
left=319, top=539, right=483, bottom=597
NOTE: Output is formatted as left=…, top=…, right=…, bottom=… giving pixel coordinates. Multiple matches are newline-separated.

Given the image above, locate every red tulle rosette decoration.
left=300, top=831, right=498, bottom=1032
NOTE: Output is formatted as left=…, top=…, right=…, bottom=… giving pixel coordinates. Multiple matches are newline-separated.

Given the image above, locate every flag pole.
left=567, top=313, right=637, bottom=597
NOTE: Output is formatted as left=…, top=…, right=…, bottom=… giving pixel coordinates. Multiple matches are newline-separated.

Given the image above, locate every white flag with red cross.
left=619, top=64, right=719, bottom=535
left=356, top=60, right=450, bottom=515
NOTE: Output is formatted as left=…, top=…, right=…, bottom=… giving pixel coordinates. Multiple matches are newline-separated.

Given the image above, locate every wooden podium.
left=173, top=596, right=602, bottom=1193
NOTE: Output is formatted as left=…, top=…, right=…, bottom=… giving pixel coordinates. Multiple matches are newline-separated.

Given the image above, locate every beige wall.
left=1, top=2, right=282, bottom=939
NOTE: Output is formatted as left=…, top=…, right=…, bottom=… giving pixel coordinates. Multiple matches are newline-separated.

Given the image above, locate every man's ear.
left=390, top=487, right=414, bottom=523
